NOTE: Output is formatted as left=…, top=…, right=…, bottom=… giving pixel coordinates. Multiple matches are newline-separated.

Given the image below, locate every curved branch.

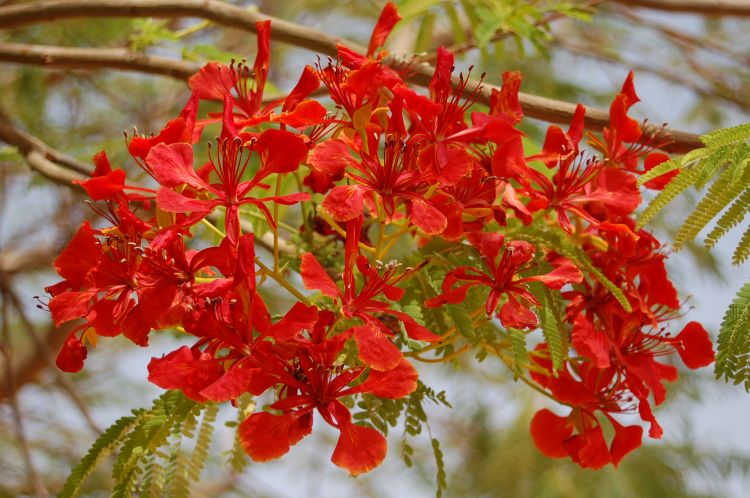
left=0, top=42, right=200, bottom=80
left=613, top=0, right=750, bottom=16
left=0, top=0, right=358, bottom=56
left=0, top=0, right=703, bottom=153
left=0, top=118, right=90, bottom=177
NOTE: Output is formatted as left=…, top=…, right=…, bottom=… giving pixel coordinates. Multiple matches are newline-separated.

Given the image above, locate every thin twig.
left=611, top=0, right=750, bottom=16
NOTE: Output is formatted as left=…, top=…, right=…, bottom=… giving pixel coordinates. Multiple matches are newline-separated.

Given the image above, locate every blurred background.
left=1, top=0, right=749, bottom=496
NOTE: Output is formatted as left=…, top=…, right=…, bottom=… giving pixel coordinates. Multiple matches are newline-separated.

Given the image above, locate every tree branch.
left=612, top=0, right=750, bottom=16
left=0, top=0, right=704, bottom=153
left=0, top=121, right=87, bottom=185
left=0, top=42, right=200, bottom=80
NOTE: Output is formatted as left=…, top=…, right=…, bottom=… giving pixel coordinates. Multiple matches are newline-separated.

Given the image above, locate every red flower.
left=394, top=47, right=486, bottom=186
left=425, top=232, right=583, bottom=328
left=529, top=351, right=644, bottom=469
left=313, top=131, right=447, bottom=235
left=153, top=100, right=309, bottom=243
left=301, top=218, right=440, bottom=370
left=238, top=311, right=418, bottom=475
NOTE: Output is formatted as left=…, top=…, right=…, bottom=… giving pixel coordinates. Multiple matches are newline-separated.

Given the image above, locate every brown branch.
left=0, top=42, right=200, bottom=80
left=0, top=121, right=88, bottom=185
left=612, top=0, right=750, bottom=16
left=0, top=118, right=89, bottom=177
left=0, top=0, right=705, bottom=153
left=0, top=0, right=358, bottom=57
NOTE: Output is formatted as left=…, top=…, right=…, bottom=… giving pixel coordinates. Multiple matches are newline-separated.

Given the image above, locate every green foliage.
left=636, top=123, right=750, bottom=388
left=228, top=394, right=254, bottom=473
left=396, top=0, right=591, bottom=55
left=715, top=281, right=750, bottom=391
left=508, top=327, right=529, bottom=379
left=431, top=437, right=447, bottom=498
left=354, top=380, right=450, bottom=497
left=129, top=19, right=179, bottom=52
left=509, top=224, right=632, bottom=312
left=59, top=391, right=223, bottom=498
left=539, top=288, right=567, bottom=373
left=58, top=411, right=146, bottom=498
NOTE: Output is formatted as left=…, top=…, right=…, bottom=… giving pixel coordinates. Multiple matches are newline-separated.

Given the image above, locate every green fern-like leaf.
left=673, top=160, right=750, bottom=250
left=732, top=223, right=750, bottom=266
left=432, top=437, right=448, bottom=498
left=637, top=163, right=703, bottom=229
left=539, top=289, right=566, bottom=373
left=58, top=411, right=145, bottom=498
left=508, top=327, right=528, bottom=380
left=508, top=226, right=632, bottom=312
left=637, top=156, right=684, bottom=186
left=705, top=188, right=750, bottom=249
left=715, top=281, right=750, bottom=390
left=188, top=403, right=218, bottom=481
left=701, top=122, right=750, bottom=149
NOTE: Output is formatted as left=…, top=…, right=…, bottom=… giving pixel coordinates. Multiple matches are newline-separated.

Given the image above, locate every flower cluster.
left=45, top=2, right=713, bottom=475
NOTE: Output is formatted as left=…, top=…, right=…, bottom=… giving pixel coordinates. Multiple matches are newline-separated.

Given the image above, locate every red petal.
left=188, top=61, right=237, bottom=101
left=499, top=295, right=538, bottom=329
left=74, top=167, right=126, bottom=200
left=571, top=313, right=611, bottom=368
left=323, top=185, right=364, bottom=221
left=52, top=221, right=101, bottom=287
left=268, top=302, right=319, bottom=341
left=609, top=93, right=642, bottom=143
left=564, top=425, right=611, bottom=469
left=352, top=324, right=402, bottom=371
left=354, top=359, right=418, bottom=398
left=277, top=100, right=327, bottom=128
left=147, top=346, right=224, bottom=402
left=256, top=129, right=308, bottom=176
left=283, top=65, right=320, bottom=112
left=200, top=367, right=273, bottom=401
left=643, top=152, right=679, bottom=190
left=308, top=138, right=357, bottom=176
left=527, top=260, right=583, bottom=290
left=672, top=321, right=715, bottom=369
left=530, top=409, right=573, bottom=458
left=608, top=418, right=643, bottom=467
left=409, top=197, right=447, bottom=235
left=300, top=252, right=341, bottom=299
left=489, top=71, right=523, bottom=123
left=331, top=414, right=387, bottom=476
left=128, top=118, right=187, bottom=160
left=620, top=71, right=640, bottom=107
left=49, top=290, right=95, bottom=325
left=467, top=231, right=505, bottom=263
left=156, top=187, right=214, bottom=214
left=253, top=20, right=271, bottom=83
left=56, top=333, right=88, bottom=372
left=148, top=143, right=204, bottom=189
left=239, top=412, right=308, bottom=462
left=388, top=310, right=441, bottom=342
left=367, top=1, right=401, bottom=57
left=429, top=46, right=454, bottom=101
left=638, top=397, right=663, bottom=439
